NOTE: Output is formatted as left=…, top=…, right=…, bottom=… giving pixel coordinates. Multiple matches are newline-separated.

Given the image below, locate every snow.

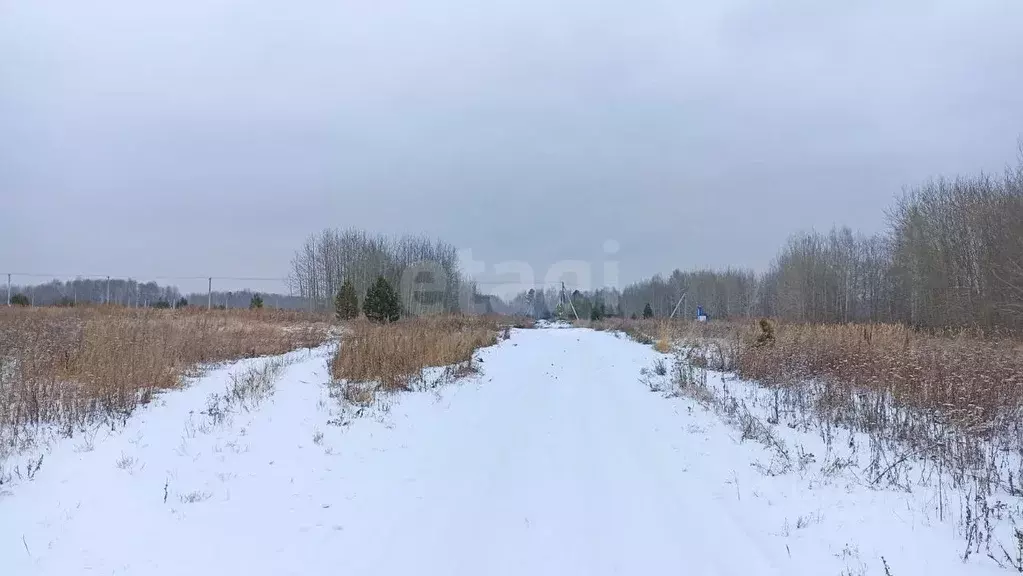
left=0, top=328, right=1013, bottom=575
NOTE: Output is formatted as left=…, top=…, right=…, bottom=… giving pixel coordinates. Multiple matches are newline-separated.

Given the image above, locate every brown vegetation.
left=587, top=317, right=738, bottom=346
left=0, top=306, right=331, bottom=448
left=330, top=315, right=503, bottom=393
left=735, top=322, right=1023, bottom=433
left=609, top=316, right=1023, bottom=560
left=593, top=317, right=1023, bottom=471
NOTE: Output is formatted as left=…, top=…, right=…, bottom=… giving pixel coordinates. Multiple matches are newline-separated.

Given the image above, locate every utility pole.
left=106, top=276, right=111, bottom=305
left=561, top=282, right=580, bottom=321
left=669, top=289, right=688, bottom=319
left=207, top=277, right=212, bottom=310
left=6, top=273, right=10, bottom=306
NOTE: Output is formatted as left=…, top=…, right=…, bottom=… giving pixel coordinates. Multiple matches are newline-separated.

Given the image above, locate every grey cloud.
left=2, top=0, right=1021, bottom=296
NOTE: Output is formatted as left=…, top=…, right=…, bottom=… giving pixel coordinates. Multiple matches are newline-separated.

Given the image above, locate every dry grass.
left=0, top=305, right=331, bottom=452
left=587, top=317, right=741, bottom=349
left=486, top=314, right=536, bottom=329
left=592, top=317, right=1023, bottom=491
left=661, top=321, right=1023, bottom=563
left=601, top=318, right=1023, bottom=561
left=734, top=322, right=1023, bottom=438
left=586, top=317, right=662, bottom=344
left=330, top=315, right=502, bottom=393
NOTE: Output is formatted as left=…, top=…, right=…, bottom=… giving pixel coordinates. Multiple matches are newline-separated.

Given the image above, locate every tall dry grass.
left=590, top=316, right=1023, bottom=490
left=735, top=322, right=1023, bottom=433
left=600, top=318, right=1023, bottom=561
left=330, top=315, right=501, bottom=393
left=667, top=320, right=1023, bottom=564
left=587, top=317, right=741, bottom=349
left=0, top=306, right=331, bottom=452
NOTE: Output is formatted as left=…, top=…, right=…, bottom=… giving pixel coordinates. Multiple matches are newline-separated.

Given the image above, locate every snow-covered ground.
left=0, top=328, right=1012, bottom=575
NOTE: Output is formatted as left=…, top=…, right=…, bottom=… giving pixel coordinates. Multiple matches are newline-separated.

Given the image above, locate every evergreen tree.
left=249, top=294, right=264, bottom=309
left=334, top=280, right=360, bottom=320
left=175, top=297, right=188, bottom=308
left=643, top=303, right=654, bottom=319
left=364, top=276, right=401, bottom=323
left=10, top=293, right=29, bottom=306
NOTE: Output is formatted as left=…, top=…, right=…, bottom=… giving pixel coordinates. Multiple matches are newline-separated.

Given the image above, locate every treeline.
left=510, top=145, right=1023, bottom=333
left=183, top=290, right=311, bottom=311
left=493, top=286, right=626, bottom=321
left=5, top=279, right=310, bottom=310
left=497, top=273, right=757, bottom=321
left=628, top=147, right=1023, bottom=332
left=6, top=278, right=184, bottom=307
left=620, top=269, right=757, bottom=320
left=288, top=228, right=475, bottom=314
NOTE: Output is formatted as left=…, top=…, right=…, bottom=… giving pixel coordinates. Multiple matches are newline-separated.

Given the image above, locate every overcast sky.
left=2, top=0, right=1022, bottom=295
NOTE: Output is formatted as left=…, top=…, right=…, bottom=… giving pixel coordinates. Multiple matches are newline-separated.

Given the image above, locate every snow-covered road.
left=2, top=328, right=1000, bottom=575
left=331, top=327, right=787, bottom=575
left=360, top=327, right=788, bottom=575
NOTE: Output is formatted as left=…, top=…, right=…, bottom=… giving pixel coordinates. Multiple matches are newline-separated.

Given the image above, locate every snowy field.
left=0, top=327, right=1013, bottom=575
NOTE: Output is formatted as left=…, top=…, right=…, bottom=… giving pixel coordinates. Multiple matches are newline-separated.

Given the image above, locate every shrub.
left=754, top=318, right=775, bottom=347
left=330, top=315, right=498, bottom=391
left=364, top=277, right=401, bottom=323
left=249, top=294, right=264, bottom=309
left=10, top=293, right=29, bottom=306
left=176, top=297, right=188, bottom=308
left=335, top=280, right=359, bottom=320
left=643, top=303, right=654, bottom=319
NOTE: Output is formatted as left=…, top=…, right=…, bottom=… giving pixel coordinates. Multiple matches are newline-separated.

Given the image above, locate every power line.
left=468, top=281, right=571, bottom=286
left=2, top=273, right=291, bottom=282
left=3, top=273, right=585, bottom=286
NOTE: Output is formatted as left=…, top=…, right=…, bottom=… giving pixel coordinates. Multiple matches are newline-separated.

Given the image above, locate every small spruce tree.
left=335, top=280, right=360, bottom=320
left=643, top=303, right=654, bottom=319
left=175, top=297, right=188, bottom=308
left=249, top=294, right=264, bottom=309
left=364, top=276, right=401, bottom=323
left=10, top=293, right=30, bottom=306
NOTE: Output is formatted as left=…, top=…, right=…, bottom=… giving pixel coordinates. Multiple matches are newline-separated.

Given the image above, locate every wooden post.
left=562, top=282, right=580, bottom=320
left=669, top=289, right=688, bottom=319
